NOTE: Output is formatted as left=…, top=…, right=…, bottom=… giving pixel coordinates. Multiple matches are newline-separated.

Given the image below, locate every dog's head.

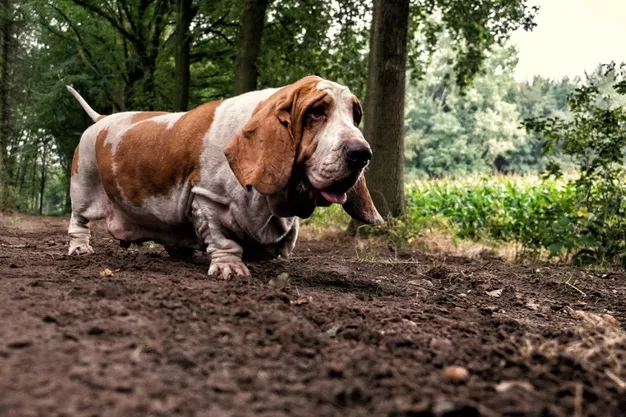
left=224, top=75, right=383, bottom=224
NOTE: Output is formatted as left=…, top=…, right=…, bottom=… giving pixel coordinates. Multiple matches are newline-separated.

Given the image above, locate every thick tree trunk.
left=362, top=0, right=410, bottom=218
left=174, top=0, right=195, bottom=111
left=234, top=0, right=269, bottom=95
left=0, top=0, right=13, bottom=211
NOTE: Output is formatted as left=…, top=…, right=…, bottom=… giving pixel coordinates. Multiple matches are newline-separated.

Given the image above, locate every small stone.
left=495, top=380, right=534, bottom=393
left=430, top=337, right=454, bottom=351
left=443, top=366, right=470, bottom=382
left=324, top=325, right=341, bottom=338
left=487, top=288, right=503, bottom=298
left=268, top=272, right=290, bottom=290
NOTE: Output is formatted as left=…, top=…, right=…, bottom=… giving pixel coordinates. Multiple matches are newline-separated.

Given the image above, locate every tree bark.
left=174, top=0, right=195, bottom=111
left=234, top=0, right=269, bottom=95
left=0, top=0, right=13, bottom=211
left=362, top=0, right=410, bottom=218
left=38, top=141, right=47, bottom=215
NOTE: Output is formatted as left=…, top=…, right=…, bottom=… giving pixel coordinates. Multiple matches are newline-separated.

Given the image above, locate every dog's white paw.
left=68, top=240, right=94, bottom=256
left=208, top=261, right=250, bottom=280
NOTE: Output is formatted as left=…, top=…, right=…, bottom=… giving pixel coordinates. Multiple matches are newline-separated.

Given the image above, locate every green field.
left=306, top=174, right=626, bottom=265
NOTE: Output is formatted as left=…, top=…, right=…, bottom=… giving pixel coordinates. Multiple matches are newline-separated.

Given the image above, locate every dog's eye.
left=308, top=105, right=327, bottom=123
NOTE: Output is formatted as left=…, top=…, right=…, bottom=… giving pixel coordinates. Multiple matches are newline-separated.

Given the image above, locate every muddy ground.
left=0, top=214, right=625, bottom=417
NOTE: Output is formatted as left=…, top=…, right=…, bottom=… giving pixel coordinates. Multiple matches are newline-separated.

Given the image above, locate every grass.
left=300, top=174, right=580, bottom=262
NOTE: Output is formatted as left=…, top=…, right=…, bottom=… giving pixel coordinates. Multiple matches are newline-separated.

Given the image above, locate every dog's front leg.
left=190, top=196, right=249, bottom=280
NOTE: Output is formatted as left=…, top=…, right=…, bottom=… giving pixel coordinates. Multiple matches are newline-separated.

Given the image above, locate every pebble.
left=443, top=366, right=470, bottom=382
left=430, top=337, right=454, bottom=351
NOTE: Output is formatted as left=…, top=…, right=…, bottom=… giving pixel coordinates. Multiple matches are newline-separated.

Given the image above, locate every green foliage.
left=526, top=63, right=626, bottom=266
left=406, top=176, right=580, bottom=256
left=309, top=175, right=593, bottom=262
left=309, top=161, right=626, bottom=267
left=408, top=0, right=537, bottom=87
left=404, top=38, right=577, bottom=178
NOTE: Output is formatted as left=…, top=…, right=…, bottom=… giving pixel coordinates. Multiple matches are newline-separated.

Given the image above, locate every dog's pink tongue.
left=320, top=191, right=347, bottom=205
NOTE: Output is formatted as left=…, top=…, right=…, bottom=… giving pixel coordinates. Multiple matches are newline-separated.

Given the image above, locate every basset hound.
left=67, top=75, right=383, bottom=278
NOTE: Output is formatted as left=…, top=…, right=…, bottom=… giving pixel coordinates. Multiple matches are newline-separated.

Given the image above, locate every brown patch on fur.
left=71, top=146, right=79, bottom=176
left=112, top=102, right=221, bottom=206
left=94, top=129, right=123, bottom=202
left=130, top=112, right=168, bottom=124
left=225, top=75, right=330, bottom=195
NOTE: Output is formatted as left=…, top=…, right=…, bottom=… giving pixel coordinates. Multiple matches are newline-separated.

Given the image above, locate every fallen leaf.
left=290, top=296, right=312, bottom=306
left=324, top=325, right=341, bottom=338
left=486, top=288, right=503, bottom=298
left=525, top=301, right=540, bottom=311
left=443, top=366, right=469, bottom=382
left=268, top=272, right=290, bottom=290
left=408, top=279, right=434, bottom=288
left=495, top=380, right=534, bottom=393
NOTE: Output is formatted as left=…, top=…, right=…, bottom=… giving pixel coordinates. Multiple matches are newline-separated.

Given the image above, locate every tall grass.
left=304, top=174, right=584, bottom=260
left=406, top=175, right=578, bottom=249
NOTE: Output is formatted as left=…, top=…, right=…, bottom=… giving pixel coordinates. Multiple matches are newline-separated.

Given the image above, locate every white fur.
left=66, top=86, right=101, bottom=122
left=308, top=80, right=370, bottom=189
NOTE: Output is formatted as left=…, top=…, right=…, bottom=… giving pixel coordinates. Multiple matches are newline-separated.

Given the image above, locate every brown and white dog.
left=67, top=75, right=383, bottom=278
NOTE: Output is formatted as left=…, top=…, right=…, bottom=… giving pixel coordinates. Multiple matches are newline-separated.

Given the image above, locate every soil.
left=1, top=214, right=625, bottom=417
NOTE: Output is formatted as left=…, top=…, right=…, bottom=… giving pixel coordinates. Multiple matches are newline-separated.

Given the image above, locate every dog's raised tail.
left=66, top=85, right=102, bottom=123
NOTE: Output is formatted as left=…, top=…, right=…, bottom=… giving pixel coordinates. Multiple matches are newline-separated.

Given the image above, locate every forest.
left=0, top=0, right=544, bottom=215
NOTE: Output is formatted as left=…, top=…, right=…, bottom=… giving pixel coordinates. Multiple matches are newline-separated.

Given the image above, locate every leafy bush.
left=526, top=64, right=626, bottom=266
left=306, top=170, right=626, bottom=266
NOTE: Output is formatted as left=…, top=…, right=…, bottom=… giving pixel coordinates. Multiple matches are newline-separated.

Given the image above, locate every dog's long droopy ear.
left=342, top=176, right=384, bottom=225
left=224, top=95, right=296, bottom=195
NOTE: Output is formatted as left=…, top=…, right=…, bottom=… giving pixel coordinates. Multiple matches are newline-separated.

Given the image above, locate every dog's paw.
left=208, top=261, right=250, bottom=280
left=68, top=240, right=94, bottom=255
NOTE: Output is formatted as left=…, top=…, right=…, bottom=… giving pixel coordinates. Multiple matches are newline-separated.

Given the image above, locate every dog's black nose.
left=343, top=142, right=372, bottom=168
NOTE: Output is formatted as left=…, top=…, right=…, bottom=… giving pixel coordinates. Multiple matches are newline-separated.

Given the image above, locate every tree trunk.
left=234, top=0, right=269, bottom=95
left=30, top=149, right=37, bottom=211
left=38, top=141, right=47, bottom=214
left=362, top=0, right=410, bottom=218
left=174, top=0, right=195, bottom=111
left=0, top=0, right=13, bottom=211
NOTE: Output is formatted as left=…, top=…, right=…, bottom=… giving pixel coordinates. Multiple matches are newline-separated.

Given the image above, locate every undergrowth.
left=302, top=173, right=626, bottom=266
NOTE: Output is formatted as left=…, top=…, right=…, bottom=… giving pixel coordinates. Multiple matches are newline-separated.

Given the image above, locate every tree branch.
left=69, top=0, right=137, bottom=44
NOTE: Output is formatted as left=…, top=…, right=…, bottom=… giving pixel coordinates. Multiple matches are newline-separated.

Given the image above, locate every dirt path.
left=0, top=214, right=625, bottom=417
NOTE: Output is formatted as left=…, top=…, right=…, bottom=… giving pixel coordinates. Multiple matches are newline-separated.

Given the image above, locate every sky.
left=511, top=0, right=626, bottom=81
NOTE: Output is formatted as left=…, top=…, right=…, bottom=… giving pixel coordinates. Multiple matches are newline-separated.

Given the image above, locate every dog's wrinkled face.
left=225, top=76, right=383, bottom=225
left=304, top=80, right=371, bottom=206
